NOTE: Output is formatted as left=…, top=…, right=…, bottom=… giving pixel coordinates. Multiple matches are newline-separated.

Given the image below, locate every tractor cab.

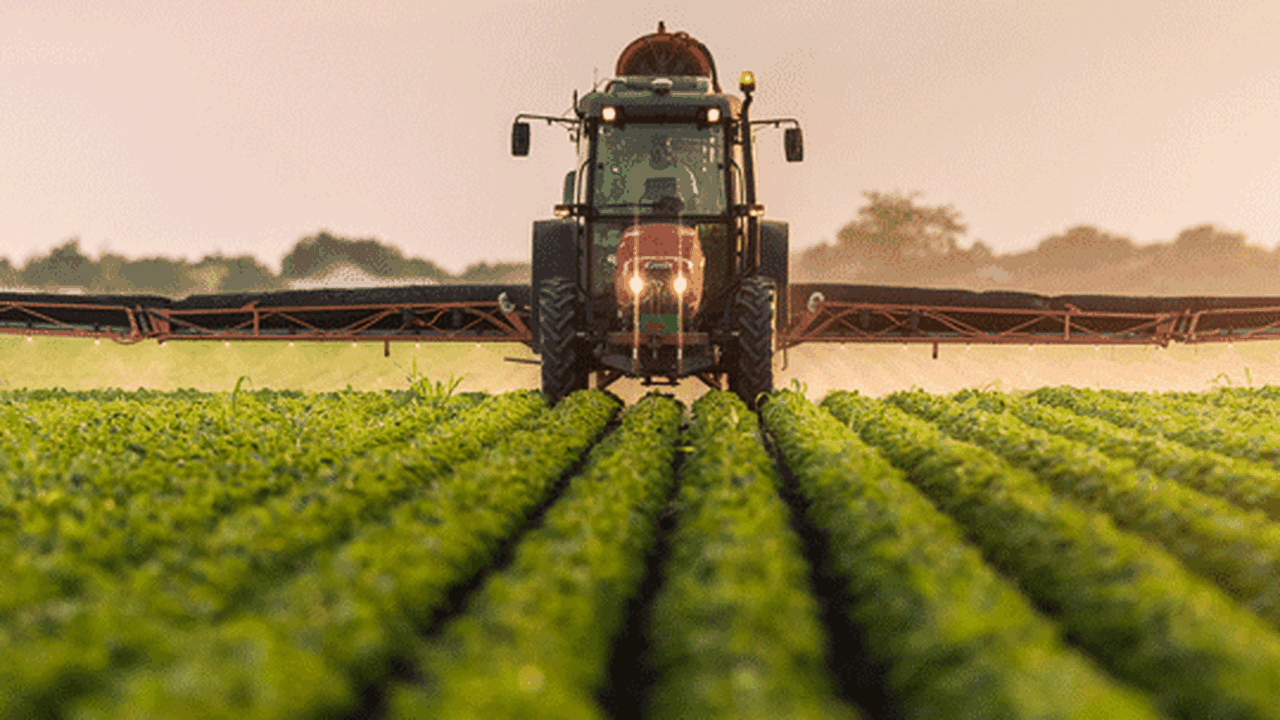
left=574, top=74, right=740, bottom=329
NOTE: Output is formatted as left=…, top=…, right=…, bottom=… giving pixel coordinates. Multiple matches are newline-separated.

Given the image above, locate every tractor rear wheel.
left=726, top=276, right=775, bottom=409
left=538, top=276, right=589, bottom=405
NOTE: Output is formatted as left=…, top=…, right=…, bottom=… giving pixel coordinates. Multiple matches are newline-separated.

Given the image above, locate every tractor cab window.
left=594, top=124, right=726, bottom=216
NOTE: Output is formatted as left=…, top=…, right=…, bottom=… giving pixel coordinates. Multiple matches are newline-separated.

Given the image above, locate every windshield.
left=594, top=124, right=726, bottom=216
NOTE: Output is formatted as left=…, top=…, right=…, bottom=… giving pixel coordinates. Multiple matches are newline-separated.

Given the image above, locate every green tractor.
left=512, top=22, right=802, bottom=408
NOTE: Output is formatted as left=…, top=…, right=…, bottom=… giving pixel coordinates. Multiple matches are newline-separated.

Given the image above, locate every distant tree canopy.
left=0, top=231, right=499, bottom=296
left=1023, top=225, right=1137, bottom=273
left=202, top=255, right=279, bottom=294
left=791, top=191, right=1280, bottom=294
left=1173, top=223, right=1248, bottom=256
left=280, top=231, right=450, bottom=283
left=455, top=261, right=530, bottom=284
left=838, top=190, right=969, bottom=261
left=0, top=258, right=21, bottom=287
left=4, top=208, right=1276, bottom=298
left=799, top=191, right=992, bottom=281
left=21, top=239, right=98, bottom=289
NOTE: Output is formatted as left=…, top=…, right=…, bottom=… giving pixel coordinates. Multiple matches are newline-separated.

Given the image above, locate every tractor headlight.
left=629, top=275, right=644, bottom=294
left=704, top=107, right=721, bottom=124
left=601, top=106, right=618, bottom=123
left=673, top=275, right=687, bottom=293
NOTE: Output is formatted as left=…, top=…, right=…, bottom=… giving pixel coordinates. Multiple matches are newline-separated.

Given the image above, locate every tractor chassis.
left=589, top=330, right=723, bottom=389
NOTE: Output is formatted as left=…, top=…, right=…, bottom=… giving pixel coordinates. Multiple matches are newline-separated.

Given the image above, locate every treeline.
left=7, top=198, right=1278, bottom=298
left=0, top=231, right=530, bottom=296
left=794, top=191, right=1280, bottom=296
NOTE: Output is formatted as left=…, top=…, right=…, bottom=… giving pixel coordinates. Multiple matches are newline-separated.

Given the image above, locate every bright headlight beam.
left=629, top=275, right=644, bottom=293
left=602, top=106, right=617, bottom=122
left=705, top=107, right=720, bottom=124
left=673, top=275, right=687, bottom=293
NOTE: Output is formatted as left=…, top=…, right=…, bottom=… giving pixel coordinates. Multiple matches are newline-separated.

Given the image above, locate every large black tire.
left=539, top=277, right=589, bottom=405
left=726, top=276, right=775, bottom=410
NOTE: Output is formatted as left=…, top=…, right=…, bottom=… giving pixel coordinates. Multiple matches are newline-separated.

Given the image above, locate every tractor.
left=511, top=22, right=802, bottom=408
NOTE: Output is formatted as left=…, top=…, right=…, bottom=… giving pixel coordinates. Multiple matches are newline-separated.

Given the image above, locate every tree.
left=281, top=231, right=450, bottom=283
left=1032, top=226, right=1136, bottom=272
left=89, top=252, right=136, bottom=293
left=455, top=261, right=530, bottom=284
left=210, top=255, right=280, bottom=293
left=0, top=258, right=20, bottom=288
left=1173, top=224, right=1247, bottom=257
left=794, top=191, right=974, bottom=281
left=21, top=239, right=97, bottom=289
left=834, top=191, right=968, bottom=265
left=120, top=258, right=187, bottom=296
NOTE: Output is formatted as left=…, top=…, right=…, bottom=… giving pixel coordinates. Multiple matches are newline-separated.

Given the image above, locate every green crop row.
left=388, top=393, right=684, bottom=719
left=760, top=390, right=1162, bottom=719
left=1031, top=386, right=1280, bottom=468
left=890, top=389, right=1280, bottom=631
left=0, top=387, right=480, bottom=559
left=1141, top=387, right=1280, bottom=421
left=1097, top=388, right=1280, bottom=429
left=0, top=390, right=531, bottom=637
left=644, top=391, right=857, bottom=720
left=62, top=389, right=621, bottom=720
left=956, top=389, right=1280, bottom=520
left=0, top=389, right=555, bottom=718
left=823, top=391, right=1280, bottom=720
left=1218, top=386, right=1280, bottom=406
left=0, top=390, right=486, bottom=621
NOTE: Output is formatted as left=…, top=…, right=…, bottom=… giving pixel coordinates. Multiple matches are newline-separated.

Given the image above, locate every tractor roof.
left=577, top=76, right=740, bottom=121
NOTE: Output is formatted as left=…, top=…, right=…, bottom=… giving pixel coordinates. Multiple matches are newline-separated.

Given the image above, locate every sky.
left=2, top=0, right=1278, bottom=275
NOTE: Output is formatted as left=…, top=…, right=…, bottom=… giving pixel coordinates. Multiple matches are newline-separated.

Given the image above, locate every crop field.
left=5, top=381, right=1280, bottom=719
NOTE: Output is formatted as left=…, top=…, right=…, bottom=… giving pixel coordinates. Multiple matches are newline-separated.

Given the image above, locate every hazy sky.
left=3, top=0, right=1278, bottom=274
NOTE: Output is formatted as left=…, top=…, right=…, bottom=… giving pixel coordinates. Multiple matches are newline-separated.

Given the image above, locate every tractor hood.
left=615, top=224, right=705, bottom=331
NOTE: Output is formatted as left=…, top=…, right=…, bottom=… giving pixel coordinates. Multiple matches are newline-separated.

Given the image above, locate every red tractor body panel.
left=615, top=224, right=705, bottom=328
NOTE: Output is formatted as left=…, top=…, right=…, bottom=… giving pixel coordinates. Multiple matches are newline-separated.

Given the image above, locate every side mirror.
left=562, top=171, right=575, bottom=204
left=784, top=128, right=803, bottom=162
left=511, top=121, right=530, bottom=156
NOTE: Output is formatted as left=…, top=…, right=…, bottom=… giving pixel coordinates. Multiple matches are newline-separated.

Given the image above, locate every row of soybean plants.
left=1028, top=386, right=1280, bottom=469
left=1095, top=386, right=1280, bottom=426
left=389, top=387, right=1280, bottom=720
left=57, top=389, right=871, bottom=720
left=387, top=390, right=858, bottom=720
left=803, top=388, right=1280, bottom=719
left=0, top=387, right=568, bottom=718
left=59, top=388, right=622, bottom=719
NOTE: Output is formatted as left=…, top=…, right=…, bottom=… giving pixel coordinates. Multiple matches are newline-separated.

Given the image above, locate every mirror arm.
left=515, top=113, right=579, bottom=128
left=748, top=118, right=801, bottom=130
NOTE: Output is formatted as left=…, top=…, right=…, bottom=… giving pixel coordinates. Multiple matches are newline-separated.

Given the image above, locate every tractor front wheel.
left=538, top=277, right=589, bottom=405
left=726, top=276, right=775, bottom=409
